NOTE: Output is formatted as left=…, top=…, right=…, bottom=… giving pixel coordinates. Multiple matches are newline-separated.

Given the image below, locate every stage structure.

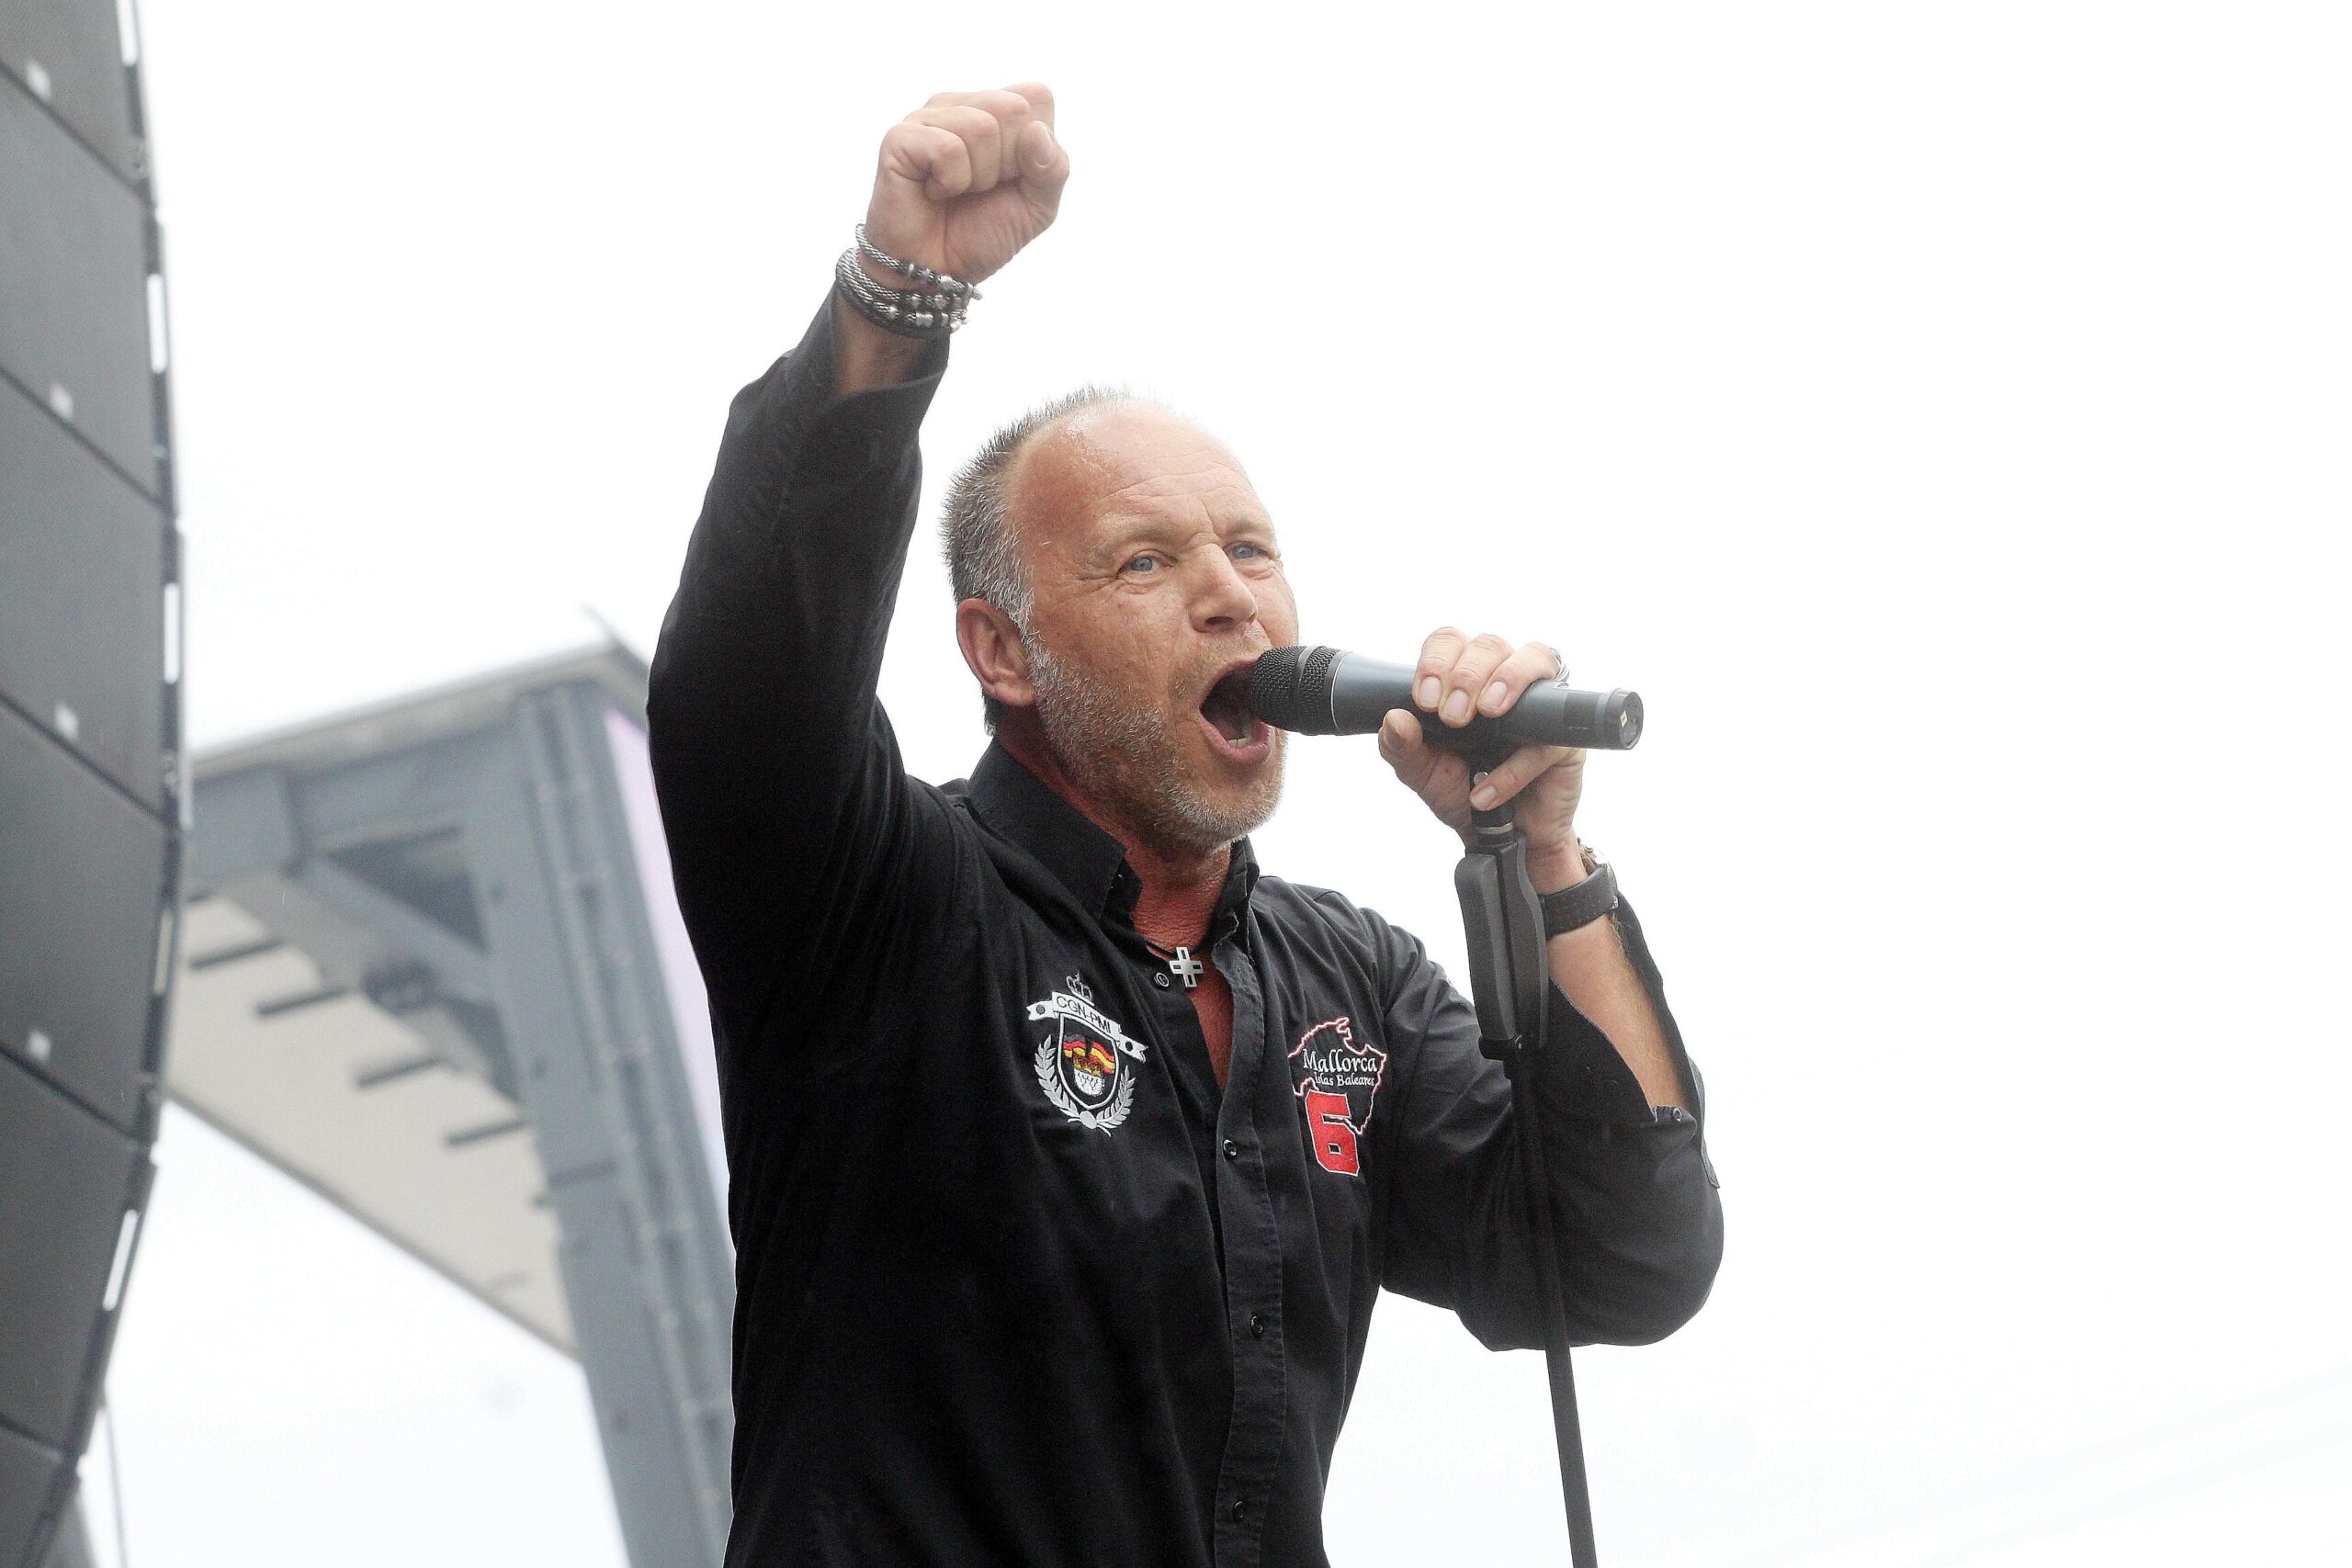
left=168, top=644, right=735, bottom=1567
left=0, top=0, right=182, bottom=1562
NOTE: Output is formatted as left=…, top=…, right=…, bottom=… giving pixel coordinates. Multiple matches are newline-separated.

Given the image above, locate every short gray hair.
left=941, top=384, right=1137, bottom=731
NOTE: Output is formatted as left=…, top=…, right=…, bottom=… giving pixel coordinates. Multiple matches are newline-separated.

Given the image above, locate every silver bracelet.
left=835, top=246, right=967, bottom=338
left=853, top=224, right=979, bottom=300
left=838, top=247, right=963, bottom=317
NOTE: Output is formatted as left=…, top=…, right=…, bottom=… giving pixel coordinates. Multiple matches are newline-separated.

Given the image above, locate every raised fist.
left=861, top=85, right=1069, bottom=289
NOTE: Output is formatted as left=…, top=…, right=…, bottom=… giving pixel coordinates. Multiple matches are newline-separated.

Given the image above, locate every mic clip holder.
left=1457, top=808, right=1551, bottom=1064
left=1452, top=750, right=1550, bottom=1064
left=1448, top=745, right=1603, bottom=1566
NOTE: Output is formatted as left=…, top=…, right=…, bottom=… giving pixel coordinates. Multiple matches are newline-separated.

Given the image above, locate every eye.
left=1123, top=552, right=1163, bottom=575
left=1229, top=540, right=1276, bottom=563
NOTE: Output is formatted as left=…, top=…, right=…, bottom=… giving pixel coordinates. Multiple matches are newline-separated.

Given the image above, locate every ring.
left=1539, top=643, right=1569, bottom=685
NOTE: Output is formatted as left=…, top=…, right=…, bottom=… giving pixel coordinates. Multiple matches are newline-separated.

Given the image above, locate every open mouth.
left=1196, top=667, right=1271, bottom=761
left=1201, top=670, right=1257, bottom=743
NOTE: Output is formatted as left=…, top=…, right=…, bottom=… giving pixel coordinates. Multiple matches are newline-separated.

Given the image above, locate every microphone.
left=1247, top=646, right=1644, bottom=752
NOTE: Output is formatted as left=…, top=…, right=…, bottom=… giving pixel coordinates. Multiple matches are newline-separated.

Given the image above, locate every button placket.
left=1205, top=927, right=1281, bottom=1565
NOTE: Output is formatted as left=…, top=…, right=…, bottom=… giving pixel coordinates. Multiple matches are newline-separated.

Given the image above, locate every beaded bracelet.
left=854, top=224, right=979, bottom=301
left=835, top=247, right=966, bottom=337
left=833, top=226, right=981, bottom=339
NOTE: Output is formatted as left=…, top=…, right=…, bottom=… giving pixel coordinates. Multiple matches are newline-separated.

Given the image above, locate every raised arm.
left=831, top=86, right=1068, bottom=398
left=646, top=86, right=1069, bottom=1018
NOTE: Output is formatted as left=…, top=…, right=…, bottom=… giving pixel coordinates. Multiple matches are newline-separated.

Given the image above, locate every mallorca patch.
left=1289, top=1016, right=1386, bottom=1175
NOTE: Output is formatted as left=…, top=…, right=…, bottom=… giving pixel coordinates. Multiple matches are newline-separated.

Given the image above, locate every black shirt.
left=649, top=296, right=1724, bottom=1568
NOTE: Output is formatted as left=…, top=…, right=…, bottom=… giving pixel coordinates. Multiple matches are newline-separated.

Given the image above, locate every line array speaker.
left=0, top=3, right=179, bottom=1563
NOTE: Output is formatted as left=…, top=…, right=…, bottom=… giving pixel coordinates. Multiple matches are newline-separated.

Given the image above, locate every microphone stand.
left=1453, top=761, right=1600, bottom=1568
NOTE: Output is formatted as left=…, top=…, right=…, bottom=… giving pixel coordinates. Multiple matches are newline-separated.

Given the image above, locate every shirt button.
left=1249, top=1313, right=1266, bottom=1338
left=1231, top=1499, right=1248, bottom=1523
left=1222, top=1139, right=1240, bottom=1160
left=1152, top=971, right=1170, bottom=989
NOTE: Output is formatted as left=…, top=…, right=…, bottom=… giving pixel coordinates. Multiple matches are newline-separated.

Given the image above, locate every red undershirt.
left=1190, top=961, right=1235, bottom=1091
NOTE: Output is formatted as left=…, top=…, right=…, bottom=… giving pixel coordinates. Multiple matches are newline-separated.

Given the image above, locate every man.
left=650, top=84, right=1723, bottom=1568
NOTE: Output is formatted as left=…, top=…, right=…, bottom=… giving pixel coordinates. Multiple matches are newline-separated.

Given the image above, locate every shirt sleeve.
left=1373, top=896, right=1725, bottom=1350
left=646, top=293, right=955, bottom=1050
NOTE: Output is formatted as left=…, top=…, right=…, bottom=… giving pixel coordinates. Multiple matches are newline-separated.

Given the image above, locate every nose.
left=1190, top=547, right=1259, bottom=631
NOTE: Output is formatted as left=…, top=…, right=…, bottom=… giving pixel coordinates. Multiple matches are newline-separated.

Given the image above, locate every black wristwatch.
left=1538, top=848, right=1619, bottom=938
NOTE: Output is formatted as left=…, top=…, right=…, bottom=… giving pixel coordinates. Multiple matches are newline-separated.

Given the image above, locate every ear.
left=956, top=598, right=1035, bottom=710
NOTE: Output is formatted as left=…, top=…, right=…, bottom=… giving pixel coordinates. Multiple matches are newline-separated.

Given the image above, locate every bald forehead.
left=1023, top=400, right=1240, bottom=483
left=1006, top=402, right=1261, bottom=551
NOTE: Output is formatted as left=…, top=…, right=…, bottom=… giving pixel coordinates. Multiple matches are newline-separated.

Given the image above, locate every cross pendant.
left=1166, top=946, right=1204, bottom=989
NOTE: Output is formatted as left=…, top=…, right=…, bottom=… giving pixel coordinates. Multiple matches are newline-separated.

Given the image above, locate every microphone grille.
left=1246, top=645, right=1340, bottom=734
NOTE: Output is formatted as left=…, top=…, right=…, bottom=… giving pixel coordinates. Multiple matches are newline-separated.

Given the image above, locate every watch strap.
left=1539, top=860, right=1620, bottom=938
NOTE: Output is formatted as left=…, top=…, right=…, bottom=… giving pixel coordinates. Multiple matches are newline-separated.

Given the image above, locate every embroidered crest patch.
left=1288, top=1016, right=1386, bottom=1175
left=1028, top=975, right=1149, bottom=1134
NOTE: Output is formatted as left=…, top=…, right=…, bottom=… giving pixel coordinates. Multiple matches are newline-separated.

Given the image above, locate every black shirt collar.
left=963, top=741, right=1260, bottom=931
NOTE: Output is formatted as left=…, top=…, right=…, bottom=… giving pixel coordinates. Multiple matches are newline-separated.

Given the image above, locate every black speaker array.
left=0, top=1, right=181, bottom=1563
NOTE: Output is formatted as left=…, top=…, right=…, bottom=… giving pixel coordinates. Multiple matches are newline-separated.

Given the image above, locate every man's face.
left=1006, top=403, right=1299, bottom=856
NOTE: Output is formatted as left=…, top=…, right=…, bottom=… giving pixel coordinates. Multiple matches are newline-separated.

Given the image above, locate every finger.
left=1414, top=627, right=1468, bottom=714
left=922, top=90, right=1035, bottom=182
left=928, top=85, right=1039, bottom=124
left=877, top=120, right=974, bottom=207
left=1477, top=641, right=1566, bottom=718
left=1437, top=632, right=1514, bottom=728
left=1003, top=81, right=1056, bottom=130
left=913, top=104, right=1010, bottom=194
left=1467, top=743, right=1574, bottom=811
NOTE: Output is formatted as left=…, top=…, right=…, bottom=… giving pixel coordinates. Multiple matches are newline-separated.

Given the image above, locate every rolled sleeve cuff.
left=1537, top=983, right=1664, bottom=1125
left=1533, top=895, right=1710, bottom=1131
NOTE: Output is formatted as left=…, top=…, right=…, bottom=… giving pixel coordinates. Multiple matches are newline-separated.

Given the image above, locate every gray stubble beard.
left=1025, top=636, right=1284, bottom=859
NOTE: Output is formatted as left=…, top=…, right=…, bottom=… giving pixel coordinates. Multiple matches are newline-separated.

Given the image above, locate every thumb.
left=1377, top=710, right=1436, bottom=789
left=1018, top=120, right=1070, bottom=209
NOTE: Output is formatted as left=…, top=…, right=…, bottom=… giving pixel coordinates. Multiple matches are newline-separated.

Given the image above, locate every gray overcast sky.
left=87, top=1, right=2352, bottom=1564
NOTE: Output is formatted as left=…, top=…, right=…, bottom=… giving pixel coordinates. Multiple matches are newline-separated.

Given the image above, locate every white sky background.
left=86, top=1, right=2351, bottom=1564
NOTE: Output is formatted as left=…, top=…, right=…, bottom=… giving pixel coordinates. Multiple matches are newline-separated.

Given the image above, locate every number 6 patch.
left=1288, top=1017, right=1386, bottom=1176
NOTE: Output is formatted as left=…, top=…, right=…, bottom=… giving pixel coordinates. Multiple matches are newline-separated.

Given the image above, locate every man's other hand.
left=1376, top=629, right=1590, bottom=892
left=865, top=85, right=1069, bottom=290
left=832, top=84, right=1069, bottom=395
